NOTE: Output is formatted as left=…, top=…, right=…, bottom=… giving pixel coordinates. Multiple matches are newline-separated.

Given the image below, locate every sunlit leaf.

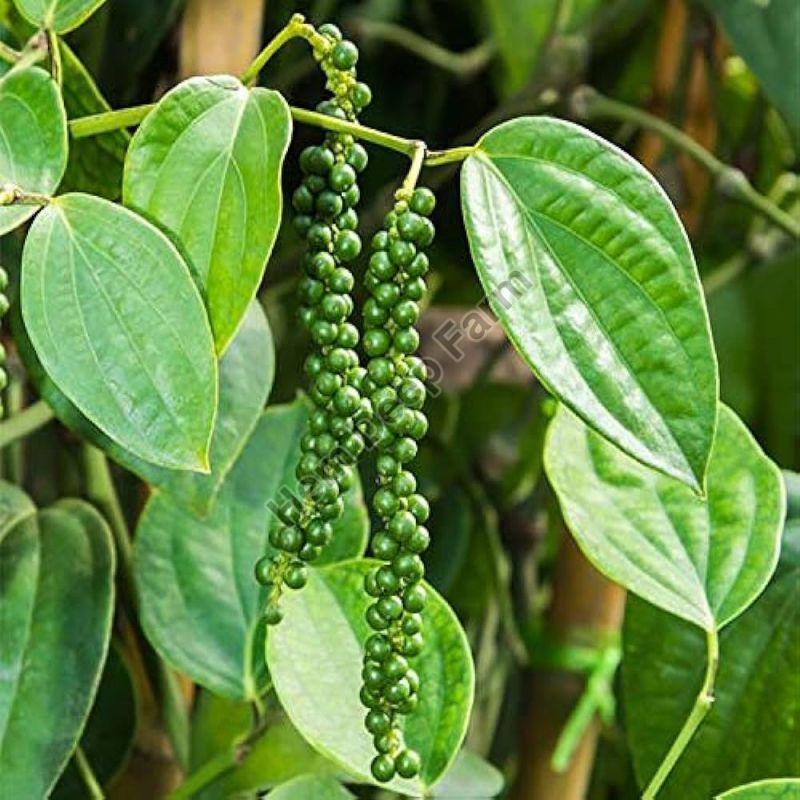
left=267, top=560, right=474, bottom=794
left=0, top=66, right=67, bottom=234
left=462, top=117, right=718, bottom=490
left=124, top=75, right=292, bottom=353
left=266, top=775, right=355, bottom=800
left=716, top=780, right=800, bottom=800
left=545, top=403, right=784, bottom=630
left=430, top=750, right=505, bottom=798
left=21, top=193, right=217, bottom=471
left=12, top=0, right=106, bottom=33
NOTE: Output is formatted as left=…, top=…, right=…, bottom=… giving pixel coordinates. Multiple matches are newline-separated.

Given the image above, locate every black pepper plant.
left=0, top=2, right=797, bottom=799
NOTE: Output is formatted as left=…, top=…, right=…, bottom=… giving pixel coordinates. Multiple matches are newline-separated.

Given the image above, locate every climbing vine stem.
left=571, top=86, right=800, bottom=239
left=641, top=627, right=719, bottom=799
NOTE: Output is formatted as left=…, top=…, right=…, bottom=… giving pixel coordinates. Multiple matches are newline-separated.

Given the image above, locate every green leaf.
left=622, top=521, right=800, bottom=798
left=266, top=775, right=355, bottom=800
left=134, top=400, right=369, bottom=700
left=190, top=692, right=339, bottom=799
left=701, top=0, right=800, bottom=143
left=52, top=644, right=138, bottom=798
left=544, top=403, right=785, bottom=630
left=0, top=496, right=115, bottom=798
left=20, top=192, right=217, bottom=471
left=267, top=559, right=474, bottom=795
left=716, top=780, right=800, bottom=800
left=429, top=750, right=505, bottom=798
left=59, top=40, right=128, bottom=199
left=482, top=0, right=557, bottom=94
left=124, top=75, right=292, bottom=353
left=0, top=66, right=67, bottom=235
left=461, top=116, right=718, bottom=490
left=17, top=300, right=274, bottom=515
left=12, top=0, right=105, bottom=33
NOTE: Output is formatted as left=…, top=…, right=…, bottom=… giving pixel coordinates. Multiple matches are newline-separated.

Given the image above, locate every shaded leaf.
left=59, top=40, right=128, bottom=199
left=124, top=75, right=292, bottom=353
left=545, top=403, right=784, bottom=630
left=0, top=66, right=67, bottom=234
left=0, top=496, right=115, bottom=798
left=134, top=401, right=369, bottom=700
left=267, top=559, right=474, bottom=794
left=701, top=0, right=800, bottom=142
left=190, top=692, right=338, bottom=799
left=20, top=193, right=217, bottom=471
left=12, top=0, right=105, bottom=32
left=461, top=117, right=718, bottom=489
left=622, top=519, right=800, bottom=798
left=52, top=644, right=138, bottom=798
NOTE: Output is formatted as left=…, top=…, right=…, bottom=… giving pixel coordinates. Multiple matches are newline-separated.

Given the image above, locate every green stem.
left=241, top=13, right=322, bottom=86
left=353, top=18, right=494, bottom=77
left=45, top=29, right=62, bottom=86
left=0, top=185, right=51, bottom=207
left=69, top=104, right=475, bottom=168
left=572, top=86, right=800, bottom=239
left=74, top=746, right=105, bottom=800
left=0, top=40, right=21, bottom=65
left=398, top=142, right=427, bottom=198
left=642, top=628, right=719, bottom=799
left=0, top=400, right=54, bottom=450
left=69, top=103, right=155, bottom=138
left=82, top=444, right=135, bottom=607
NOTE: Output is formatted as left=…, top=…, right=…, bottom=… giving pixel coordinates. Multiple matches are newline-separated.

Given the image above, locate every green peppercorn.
left=285, top=562, right=308, bottom=590
left=334, top=229, right=361, bottom=261
left=329, top=162, right=357, bottom=192
left=396, top=749, right=422, bottom=779
left=371, top=754, right=395, bottom=782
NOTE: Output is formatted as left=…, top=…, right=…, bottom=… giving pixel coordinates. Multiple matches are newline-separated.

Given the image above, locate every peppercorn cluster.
left=358, top=186, right=436, bottom=783
left=254, top=24, right=372, bottom=624
left=0, top=266, right=9, bottom=415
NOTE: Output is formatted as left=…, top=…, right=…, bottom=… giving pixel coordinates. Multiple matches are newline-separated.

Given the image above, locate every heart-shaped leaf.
left=267, top=560, right=474, bottom=795
left=124, top=75, right=292, bottom=353
left=190, top=691, right=339, bottom=799
left=17, top=300, right=274, bottom=515
left=21, top=193, right=217, bottom=471
left=0, top=495, right=115, bottom=799
left=134, top=400, right=369, bottom=700
left=544, top=403, right=784, bottom=630
left=52, top=644, right=137, bottom=799
left=461, top=117, right=718, bottom=490
left=59, top=41, right=129, bottom=199
left=266, top=775, right=355, bottom=800
left=717, top=780, right=800, bottom=800
left=622, top=514, right=800, bottom=798
left=12, top=0, right=105, bottom=33
left=0, top=66, right=67, bottom=235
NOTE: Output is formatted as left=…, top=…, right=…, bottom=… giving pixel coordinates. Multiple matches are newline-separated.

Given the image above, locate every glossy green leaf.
left=545, top=403, right=784, bottom=630
left=18, top=300, right=273, bottom=515
left=124, top=75, right=292, bottom=353
left=483, top=0, right=557, bottom=94
left=717, top=780, right=800, bottom=800
left=0, top=66, right=67, bottom=235
left=190, top=692, right=339, bottom=799
left=0, top=497, right=115, bottom=798
left=622, top=521, right=800, bottom=798
left=21, top=193, right=217, bottom=471
left=702, top=0, right=800, bottom=142
left=461, top=117, right=718, bottom=490
left=134, top=401, right=369, bottom=700
left=59, top=40, right=128, bottom=199
left=266, top=775, right=355, bottom=800
left=52, top=644, right=137, bottom=798
left=12, top=0, right=105, bottom=32
left=430, top=750, right=505, bottom=798
left=267, top=559, right=474, bottom=795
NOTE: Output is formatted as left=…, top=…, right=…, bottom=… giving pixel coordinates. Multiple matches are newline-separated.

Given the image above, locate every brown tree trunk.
left=510, top=533, right=626, bottom=800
